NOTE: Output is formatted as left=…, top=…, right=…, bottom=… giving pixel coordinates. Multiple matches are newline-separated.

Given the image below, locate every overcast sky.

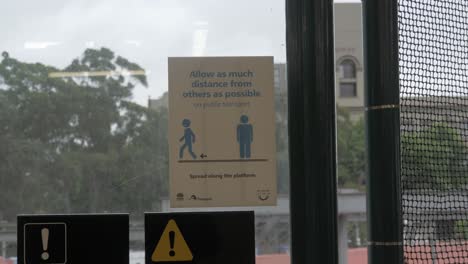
left=1, top=0, right=359, bottom=105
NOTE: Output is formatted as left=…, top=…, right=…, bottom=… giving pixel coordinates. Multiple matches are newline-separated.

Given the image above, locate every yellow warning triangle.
left=151, top=219, right=193, bottom=262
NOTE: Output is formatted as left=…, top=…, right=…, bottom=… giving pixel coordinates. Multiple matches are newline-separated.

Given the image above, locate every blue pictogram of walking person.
left=179, top=118, right=196, bottom=159
left=237, top=115, right=253, bottom=159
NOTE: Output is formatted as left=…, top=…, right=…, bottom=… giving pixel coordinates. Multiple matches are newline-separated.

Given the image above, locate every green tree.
left=401, top=122, right=468, bottom=189
left=455, top=220, right=468, bottom=239
left=0, top=48, right=168, bottom=220
left=336, top=107, right=366, bottom=188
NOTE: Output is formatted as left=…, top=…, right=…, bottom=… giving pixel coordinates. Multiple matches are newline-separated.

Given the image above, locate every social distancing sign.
left=168, top=57, right=277, bottom=207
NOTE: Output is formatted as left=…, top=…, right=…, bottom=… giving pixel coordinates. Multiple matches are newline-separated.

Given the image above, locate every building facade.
left=335, top=3, right=365, bottom=118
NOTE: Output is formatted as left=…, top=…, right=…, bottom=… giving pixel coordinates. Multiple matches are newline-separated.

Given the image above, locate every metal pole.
left=0, top=222, right=6, bottom=257
left=355, top=223, right=361, bottom=246
left=286, top=0, right=338, bottom=263
left=430, top=234, right=437, bottom=264
left=1, top=241, right=5, bottom=258
left=362, top=0, right=403, bottom=263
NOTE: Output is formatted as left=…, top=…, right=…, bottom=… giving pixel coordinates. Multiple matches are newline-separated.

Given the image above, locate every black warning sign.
left=145, top=211, right=255, bottom=264
left=151, top=219, right=193, bottom=262
left=23, top=223, right=67, bottom=264
left=18, top=214, right=129, bottom=264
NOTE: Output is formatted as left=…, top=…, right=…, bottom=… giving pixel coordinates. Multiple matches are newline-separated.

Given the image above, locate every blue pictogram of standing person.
left=237, top=115, right=253, bottom=159
left=179, top=118, right=196, bottom=159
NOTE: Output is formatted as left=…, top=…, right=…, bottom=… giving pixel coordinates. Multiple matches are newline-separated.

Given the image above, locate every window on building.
left=340, top=83, right=357, bottom=97
left=340, top=59, right=356, bottom=78
left=339, top=59, right=357, bottom=97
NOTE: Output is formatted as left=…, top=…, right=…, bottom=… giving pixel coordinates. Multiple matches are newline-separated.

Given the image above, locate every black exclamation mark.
left=41, top=228, right=50, bottom=260
left=169, top=231, right=175, bottom=257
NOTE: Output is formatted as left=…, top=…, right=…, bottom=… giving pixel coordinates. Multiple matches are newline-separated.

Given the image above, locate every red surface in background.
left=405, top=241, right=468, bottom=264
left=0, top=257, right=13, bottom=264
left=256, top=242, right=468, bottom=264
left=255, top=248, right=368, bottom=264
left=348, top=247, right=367, bottom=264
left=256, top=254, right=290, bottom=264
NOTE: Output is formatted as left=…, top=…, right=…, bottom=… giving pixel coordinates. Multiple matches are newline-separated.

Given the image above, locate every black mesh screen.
left=398, top=0, right=468, bottom=262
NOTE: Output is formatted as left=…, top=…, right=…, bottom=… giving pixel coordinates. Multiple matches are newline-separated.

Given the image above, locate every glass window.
left=0, top=0, right=289, bottom=262
left=340, top=82, right=357, bottom=97
left=340, top=59, right=356, bottom=79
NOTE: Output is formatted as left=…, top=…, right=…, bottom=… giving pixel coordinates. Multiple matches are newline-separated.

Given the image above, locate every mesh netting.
left=398, top=0, right=468, bottom=263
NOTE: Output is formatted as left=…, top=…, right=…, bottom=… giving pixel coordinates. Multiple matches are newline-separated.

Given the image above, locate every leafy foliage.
left=0, top=48, right=166, bottom=220
left=401, top=122, right=468, bottom=189
left=337, top=107, right=366, bottom=189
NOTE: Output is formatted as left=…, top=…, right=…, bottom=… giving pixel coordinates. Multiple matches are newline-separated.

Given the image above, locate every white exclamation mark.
left=41, top=228, right=50, bottom=260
